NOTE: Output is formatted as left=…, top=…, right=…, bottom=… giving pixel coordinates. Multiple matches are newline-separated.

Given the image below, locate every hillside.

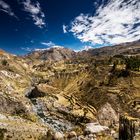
left=26, top=47, right=76, bottom=61
left=0, top=42, right=140, bottom=140
left=78, top=40, right=140, bottom=57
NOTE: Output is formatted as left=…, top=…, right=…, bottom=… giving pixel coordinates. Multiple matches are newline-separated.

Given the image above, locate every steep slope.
left=78, top=40, right=140, bottom=57
left=26, top=47, right=76, bottom=61
left=0, top=50, right=50, bottom=139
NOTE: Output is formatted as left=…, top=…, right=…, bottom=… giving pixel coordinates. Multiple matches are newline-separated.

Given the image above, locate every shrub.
left=1, top=59, right=8, bottom=66
left=125, top=56, right=140, bottom=71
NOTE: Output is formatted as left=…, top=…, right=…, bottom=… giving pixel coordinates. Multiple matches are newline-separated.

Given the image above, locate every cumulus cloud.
left=74, top=46, right=93, bottom=52
left=68, top=0, right=140, bottom=45
left=22, top=0, right=46, bottom=28
left=35, top=45, right=64, bottom=51
left=0, top=0, right=17, bottom=18
left=34, top=41, right=64, bottom=51
left=63, top=24, right=68, bottom=33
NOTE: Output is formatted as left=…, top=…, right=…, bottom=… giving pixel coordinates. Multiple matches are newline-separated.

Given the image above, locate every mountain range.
left=26, top=40, right=140, bottom=61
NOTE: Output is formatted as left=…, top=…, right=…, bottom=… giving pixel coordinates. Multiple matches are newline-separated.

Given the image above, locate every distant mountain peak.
left=27, top=46, right=75, bottom=61
left=34, top=45, right=65, bottom=52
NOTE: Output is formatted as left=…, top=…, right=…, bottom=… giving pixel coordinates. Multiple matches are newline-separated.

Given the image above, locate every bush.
left=0, top=128, right=7, bottom=139
left=125, top=56, right=140, bottom=71
left=1, top=59, right=8, bottom=66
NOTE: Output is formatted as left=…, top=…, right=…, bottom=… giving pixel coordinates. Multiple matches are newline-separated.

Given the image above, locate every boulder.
left=97, top=103, right=118, bottom=126
left=85, top=123, right=108, bottom=134
left=67, top=131, right=77, bottom=139
left=54, top=132, right=64, bottom=140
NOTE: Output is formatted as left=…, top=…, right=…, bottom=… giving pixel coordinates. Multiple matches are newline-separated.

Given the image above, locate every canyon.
left=0, top=42, right=140, bottom=140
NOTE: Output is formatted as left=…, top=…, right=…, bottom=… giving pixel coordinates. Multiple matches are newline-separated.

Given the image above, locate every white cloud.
left=22, top=0, right=46, bottom=28
left=63, top=24, right=68, bottom=33
left=41, top=41, right=55, bottom=47
left=21, top=42, right=64, bottom=52
left=74, top=45, right=93, bottom=52
left=34, top=45, right=64, bottom=51
left=83, top=46, right=93, bottom=50
left=68, top=0, right=140, bottom=45
left=34, top=48, right=48, bottom=51
left=21, top=47, right=32, bottom=52
left=51, top=45, right=64, bottom=49
left=0, top=0, right=17, bottom=18
left=35, top=41, right=64, bottom=51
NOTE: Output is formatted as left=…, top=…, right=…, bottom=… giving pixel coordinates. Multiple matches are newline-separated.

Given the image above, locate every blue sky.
left=0, top=0, right=140, bottom=55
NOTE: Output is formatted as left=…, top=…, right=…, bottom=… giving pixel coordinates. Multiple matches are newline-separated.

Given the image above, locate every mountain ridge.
left=25, top=40, right=140, bottom=61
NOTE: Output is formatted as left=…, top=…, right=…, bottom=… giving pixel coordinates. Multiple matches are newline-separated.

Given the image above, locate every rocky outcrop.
left=25, top=86, right=47, bottom=98
left=97, top=103, right=119, bottom=127
left=0, top=93, right=29, bottom=117
left=119, top=114, right=140, bottom=140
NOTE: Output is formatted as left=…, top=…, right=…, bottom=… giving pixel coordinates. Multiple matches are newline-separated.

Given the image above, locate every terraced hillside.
left=0, top=44, right=140, bottom=139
